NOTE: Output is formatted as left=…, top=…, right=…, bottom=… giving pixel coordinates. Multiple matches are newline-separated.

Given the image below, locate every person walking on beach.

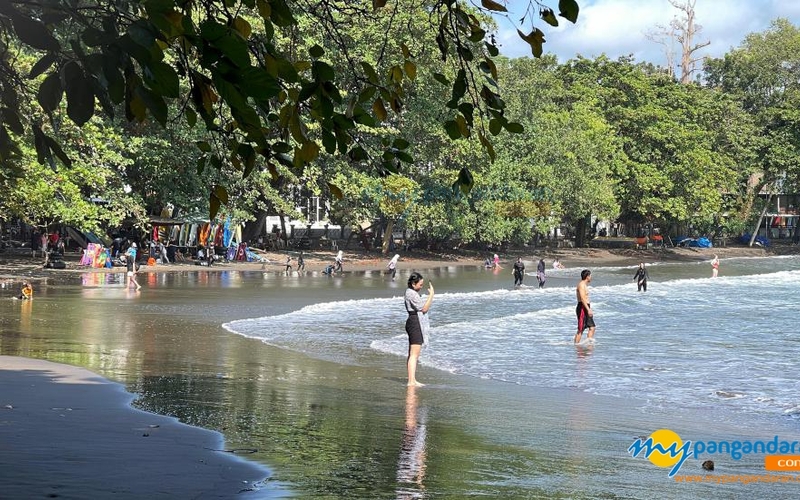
left=574, top=269, right=595, bottom=344
left=711, top=254, right=719, bottom=278
left=388, top=254, right=400, bottom=281
left=126, top=254, right=141, bottom=290
left=334, top=250, right=344, bottom=274
left=633, top=262, right=649, bottom=292
left=125, top=243, right=141, bottom=290
left=493, top=254, right=502, bottom=269
left=405, top=272, right=434, bottom=387
left=512, top=258, right=525, bottom=287
left=297, top=251, right=305, bottom=273
left=284, top=255, right=293, bottom=275
left=536, top=258, right=546, bottom=288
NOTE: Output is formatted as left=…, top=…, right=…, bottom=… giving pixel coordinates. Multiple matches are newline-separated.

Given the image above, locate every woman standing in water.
left=387, top=254, right=400, bottom=281
left=711, top=254, right=719, bottom=278
left=404, top=272, right=434, bottom=387
left=536, top=259, right=547, bottom=288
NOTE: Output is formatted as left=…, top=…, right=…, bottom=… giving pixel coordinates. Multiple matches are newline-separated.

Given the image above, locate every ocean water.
left=224, top=255, right=800, bottom=422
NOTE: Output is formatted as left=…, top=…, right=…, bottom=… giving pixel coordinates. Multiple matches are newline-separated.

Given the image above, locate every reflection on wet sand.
left=396, top=386, right=427, bottom=499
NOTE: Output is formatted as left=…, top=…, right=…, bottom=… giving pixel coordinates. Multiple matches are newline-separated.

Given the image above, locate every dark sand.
left=0, top=356, right=283, bottom=498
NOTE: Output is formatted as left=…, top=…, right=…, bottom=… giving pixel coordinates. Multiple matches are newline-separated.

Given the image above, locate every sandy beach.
left=0, top=241, right=785, bottom=282
left=0, top=356, right=280, bottom=499
left=1, top=243, right=799, bottom=498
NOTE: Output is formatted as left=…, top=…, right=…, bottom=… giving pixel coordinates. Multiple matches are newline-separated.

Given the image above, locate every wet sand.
left=2, top=250, right=799, bottom=498
left=0, top=356, right=280, bottom=499
left=0, top=242, right=783, bottom=283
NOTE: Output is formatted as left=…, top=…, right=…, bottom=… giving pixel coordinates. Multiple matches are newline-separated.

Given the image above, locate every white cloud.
left=495, top=0, right=800, bottom=65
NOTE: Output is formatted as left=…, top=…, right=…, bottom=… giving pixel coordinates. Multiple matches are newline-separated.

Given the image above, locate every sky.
left=492, top=0, right=800, bottom=66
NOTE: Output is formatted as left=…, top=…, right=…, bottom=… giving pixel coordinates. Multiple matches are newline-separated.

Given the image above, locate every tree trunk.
left=749, top=193, right=772, bottom=247
left=279, top=212, right=288, bottom=246
left=381, top=220, right=394, bottom=255
left=241, top=210, right=268, bottom=243
left=575, top=216, right=588, bottom=248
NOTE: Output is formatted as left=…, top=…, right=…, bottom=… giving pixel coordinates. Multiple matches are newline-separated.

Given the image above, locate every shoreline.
left=2, top=254, right=800, bottom=497
left=1, top=243, right=792, bottom=283
left=0, top=355, right=281, bottom=499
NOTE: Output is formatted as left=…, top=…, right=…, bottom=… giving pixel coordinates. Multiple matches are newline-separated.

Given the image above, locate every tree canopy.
left=0, top=0, right=579, bottom=218
left=2, top=3, right=798, bottom=251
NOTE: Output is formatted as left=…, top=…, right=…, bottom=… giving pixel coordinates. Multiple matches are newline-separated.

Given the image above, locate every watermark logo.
left=628, top=429, right=693, bottom=477
left=629, top=429, right=800, bottom=478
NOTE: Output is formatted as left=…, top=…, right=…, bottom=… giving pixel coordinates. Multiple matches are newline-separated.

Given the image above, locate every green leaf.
left=389, top=65, right=403, bottom=84
left=357, top=87, right=376, bottom=103
left=392, top=138, right=410, bottom=150
left=559, top=0, right=580, bottom=23
left=372, top=98, right=387, bottom=122
left=485, top=41, right=499, bottom=57
left=200, top=20, right=250, bottom=68
left=361, top=62, right=380, bottom=84
left=42, top=134, right=72, bottom=167
left=0, top=5, right=60, bottom=51
left=505, top=121, right=524, bottom=134
left=267, top=0, right=295, bottom=27
left=38, top=73, right=63, bottom=113
left=31, top=123, right=49, bottom=164
left=517, top=28, right=546, bottom=58
left=64, top=62, right=95, bottom=126
left=127, top=20, right=158, bottom=50
left=433, top=73, right=450, bottom=86
left=0, top=108, right=23, bottom=135
left=136, top=87, right=168, bottom=126
left=309, top=44, right=324, bottom=58
left=186, top=107, right=197, bottom=127
left=444, top=120, right=461, bottom=140
left=541, top=8, right=559, bottom=27
left=403, top=60, right=417, bottom=80
left=214, top=185, right=229, bottom=204
left=312, top=61, right=336, bottom=82
left=196, top=141, right=212, bottom=152
left=348, top=146, right=368, bottom=162
left=240, top=67, right=281, bottom=101
left=328, top=183, right=343, bottom=200
left=480, top=0, right=507, bottom=12
left=210, top=191, right=221, bottom=220
left=467, top=29, right=485, bottom=44
left=29, top=54, right=57, bottom=79
left=450, top=69, right=467, bottom=104
left=297, top=140, right=320, bottom=163
left=144, top=61, right=180, bottom=97
left=489, top=118, right=502, bottom=136
left=322, top=130, right=336, bottom=154
left=396, top=151, right=413, bottom=163
left=81, top=27, right=110, bottom=47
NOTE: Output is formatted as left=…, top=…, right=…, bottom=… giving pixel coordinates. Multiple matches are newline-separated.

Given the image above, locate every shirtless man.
left=574, top=269, right=595, bottom=343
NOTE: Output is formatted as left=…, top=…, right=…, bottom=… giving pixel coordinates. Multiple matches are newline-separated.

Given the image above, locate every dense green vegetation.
left=0, top=1, right=798, bottom=249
